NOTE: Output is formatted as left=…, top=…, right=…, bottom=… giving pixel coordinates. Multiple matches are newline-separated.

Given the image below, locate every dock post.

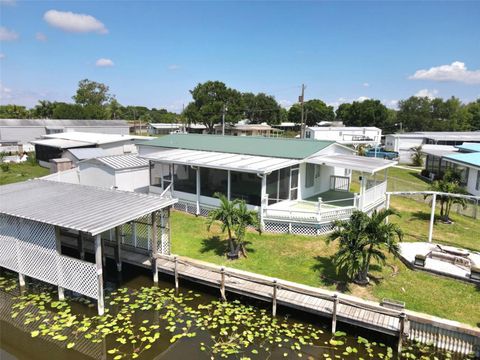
left=55, top=226, right=65, bottom=301
left=95, top=234, right=105, bottom=316
left=115, top=226, right=122, bottom=272
left=272, top=279, right=278, bottom=317
left=398, top=313, right=406, bottom=354
left=220, top=267, right=226, bottom=301
left=151, top=212, right=159, bottom=283
left=331, top=294, right=338, bottom=334
left=174, top=256, right=179, bottom=290
left=18, top=273, right=26, bottom=287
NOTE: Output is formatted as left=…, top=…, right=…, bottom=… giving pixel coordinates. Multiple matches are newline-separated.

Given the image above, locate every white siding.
left=466, top=167, right=480, bottom=196
left=115, top=168, right=150, bottom=192
left=78, top=163, right=116, bottom=188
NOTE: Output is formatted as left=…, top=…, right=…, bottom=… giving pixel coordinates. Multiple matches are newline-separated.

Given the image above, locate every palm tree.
left=327, top=209, right=403, bottom=285
left=233, top=201, right=260, bottom=258
left=410, top=145, right=424, bottom=167
left=425, top=168, right=467, bottom=223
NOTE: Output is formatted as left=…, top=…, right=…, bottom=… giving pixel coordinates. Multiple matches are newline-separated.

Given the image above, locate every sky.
left=1, top=0, right=480, bottom=112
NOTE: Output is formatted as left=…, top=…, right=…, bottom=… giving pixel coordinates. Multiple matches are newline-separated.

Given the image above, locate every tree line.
left=1, top=79, right=479, bottom=134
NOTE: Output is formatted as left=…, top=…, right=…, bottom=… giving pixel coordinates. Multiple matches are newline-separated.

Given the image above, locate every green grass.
left=0, top=162, right=50, bottom=185
left=171, top=167, right=480, bottom=326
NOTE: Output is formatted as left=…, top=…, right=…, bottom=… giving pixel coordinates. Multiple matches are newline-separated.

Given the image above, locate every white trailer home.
left=305, top=126, right=382, bottom=146
left=137, top=134, right=396, bottom=235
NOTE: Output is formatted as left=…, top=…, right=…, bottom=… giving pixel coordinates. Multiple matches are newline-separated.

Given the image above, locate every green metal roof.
left=138, top=134, right=334, bottom=159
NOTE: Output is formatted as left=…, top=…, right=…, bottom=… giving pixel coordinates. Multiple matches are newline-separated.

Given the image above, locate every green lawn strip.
left=170, top=210, right=480, bottom=326
left=0, top=162, right=50, bottom=185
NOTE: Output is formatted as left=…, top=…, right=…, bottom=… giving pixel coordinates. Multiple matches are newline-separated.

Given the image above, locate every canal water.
left=0, top=260, right=468, bottom=360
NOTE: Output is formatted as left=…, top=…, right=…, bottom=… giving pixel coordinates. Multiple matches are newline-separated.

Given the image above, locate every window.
left=305, top=163, right=315, bottom=188
left=173, top=165, right=196, bottom=194
left=305, top=131, right=311, bottom=139
left=150, top=162, right=162, bottom=187
left=200, top=168, right=227, bottom=198
left=230, top=171, right=261, bottom=206
left=476, top=170, right=480, bottom=191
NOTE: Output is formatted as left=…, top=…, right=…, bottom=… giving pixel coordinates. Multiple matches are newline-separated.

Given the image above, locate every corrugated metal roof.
left=444, top=152, right=480, bottom=169
left=388, top=131, right=480, bottom=141
left=455, top=142, right=480, bottom=153
left=421, top=145, right=458, bottom=157
left=66, top=147, right=107, bottom=160
left=43, top=132, right=151, bottom=145
left=141, top=149, right=300, bottom=174
left=306, top=154, right=397, bottom=174
left=30, top=138, right=93, bottom=149
left=0, top=119, right=129, bottom=127
left=138, top=134, right=334, bottom=159
left=0, top=179, right=177, bottom=235
left=92, top=154, right=149, bottom=170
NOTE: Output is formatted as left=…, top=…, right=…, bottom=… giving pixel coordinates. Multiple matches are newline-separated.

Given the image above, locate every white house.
left=214, top=123, right=283, bottom=137
left=137, top=134, right=397, bottom=235
left=43, top=154, right=150, bottom=193
left=148, top=123, right=207, bottom=135
left=305, top=126, right=382, bottom=146
left=31, top=131, right=152, bottom=168
left=385, top=132, right=480, bottom=164
left=443, top=144, right=480, bottom=196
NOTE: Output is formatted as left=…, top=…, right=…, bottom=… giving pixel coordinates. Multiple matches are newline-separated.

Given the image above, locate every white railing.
left=321, top=206, right=356, bottom=221
left=159, top=183, right=173, bottom=198
left=330, top=175, right=350, bottom=191
left=362, top=180, right=387, bottom=210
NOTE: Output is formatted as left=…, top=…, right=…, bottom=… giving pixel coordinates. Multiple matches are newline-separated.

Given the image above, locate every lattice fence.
left=0, top=214, right=98, bottom=299
left=263, top=220, right=333, bottom=236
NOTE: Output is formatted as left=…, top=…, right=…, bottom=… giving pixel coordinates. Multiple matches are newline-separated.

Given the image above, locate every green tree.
left=187, top=81, right=244, bottom=133
left=425, top=169, right=468, bottom=223
left=33, top=100, right=55, bottom=119
left=0, top=105, right=31, bottom=119
left=52, top=103, right=85, bottom=119
left=106, top=98, right=124, bottom=119
left=206, top=193, right=260, bottom=259
left=327, top=209, right=403, bottom=285
left=466, top=99, right=480, bottom=130
left=288, top=99, right=334, bottom=126
left=242, top=92, right=281, bottom=124
left=410, top=146, right=424, bottom=167
left=335, top=100, right=389, bottom=128
left=73, top=79, right=113, bottom=106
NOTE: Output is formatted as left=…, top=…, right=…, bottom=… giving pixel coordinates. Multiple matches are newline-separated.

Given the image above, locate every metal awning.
left=306, top=154, right=397, bottom=174
left=0, top=179, right=177, bottom=236
left=30, top=138, right=94, bottom=149
left=141, top=149, right=300, bottom=174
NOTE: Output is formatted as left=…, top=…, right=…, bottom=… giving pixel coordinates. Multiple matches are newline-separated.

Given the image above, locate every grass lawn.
left=0, top=162, right=50, bottom=185
left=171, top=167, right=480, bottom=326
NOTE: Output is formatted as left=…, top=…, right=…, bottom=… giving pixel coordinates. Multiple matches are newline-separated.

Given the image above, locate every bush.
left=0, top=162, right=10, bottom=172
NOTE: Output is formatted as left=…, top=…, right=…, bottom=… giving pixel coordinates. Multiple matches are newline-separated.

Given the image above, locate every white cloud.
left=414, top=88, right=439, bottom=99
left=278, top=99, right=293, bottom=109
left=0, top=26, right=19, bottom=41
left=43, top=10, right=108, bottom=34
left=35, top=32, right=47, bottom=42
left=362, top=82, right=370, bottom=87
left=409, top=61, right=480, bottom=84
left=95, top=58, right=114, bottom=67
left=0, top=53, right=5, bottom=59
left=356, top=96, right=370, bottom=102
left=168, top=64, right=181, bottom=70
left=0, top=82, right=13, bottom=101
left=384, top=99, right=399, bottom=109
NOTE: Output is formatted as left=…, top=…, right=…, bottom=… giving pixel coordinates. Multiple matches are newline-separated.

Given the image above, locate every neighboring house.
left=148, top=123, right=207, bottom=135
left=421, top=143, right=480, bottom=195
left=271, top=122, right=300, bottom=132
left=31, top=131, right=152, bottom=168
left=0, top=119, right=130, bottom=149
left=0, top=139, right=22, bottom=154
left=385, top=131, right=480, bottom=164
left=305, top=126, right=382, bottom=146
left=43, top=154, right=150, bottom=193
left=137, top=134, right=396, bottom=235
left=214, top=123, right=283, bottom=137
left=64, top=147, right=108, bottom=165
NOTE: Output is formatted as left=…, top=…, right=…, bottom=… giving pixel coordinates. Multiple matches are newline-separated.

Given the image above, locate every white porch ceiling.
left=306, top=154, right=397, bottom=174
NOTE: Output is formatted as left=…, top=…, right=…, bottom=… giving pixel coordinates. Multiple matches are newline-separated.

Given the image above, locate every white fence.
left=362, top=180, right=387, bottom=210
left=0, top=214, right=98, bottom=299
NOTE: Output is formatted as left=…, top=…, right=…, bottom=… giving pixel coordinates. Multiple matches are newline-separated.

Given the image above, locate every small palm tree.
left=410, top=146, right=424, bottom=167
left=233, top=201, right=260, bottom=258
left=327, top=209, right=403, bottom=285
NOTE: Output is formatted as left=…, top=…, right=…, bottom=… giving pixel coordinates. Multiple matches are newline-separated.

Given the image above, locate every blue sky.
left=1, top=0, right=479, bottom=112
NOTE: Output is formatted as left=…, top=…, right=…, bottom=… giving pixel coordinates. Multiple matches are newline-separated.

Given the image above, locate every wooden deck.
left=60, top=236, right=406, bottom=338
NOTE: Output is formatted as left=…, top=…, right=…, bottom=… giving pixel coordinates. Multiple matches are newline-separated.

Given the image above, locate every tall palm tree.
left=327, top=209, right=403, bottom=285
left=410, top=145, right=424, bottom=167
left=233, top=201, right=260, bottom=258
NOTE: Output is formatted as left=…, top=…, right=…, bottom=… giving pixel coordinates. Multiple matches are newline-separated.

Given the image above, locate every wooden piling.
left=220, top=267, right=226, bottom=301
left=174, top=256, right=179, bottom=290
left=398, top=313, right=406, bottom=354
left=272, top=279, right=278, bottom=317
left=332, top=294, right=338, bottom=334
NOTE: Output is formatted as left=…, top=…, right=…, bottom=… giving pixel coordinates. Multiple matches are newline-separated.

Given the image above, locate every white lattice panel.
left=0, top=214, right=99, bottom=300
left=159, top=209, right=170, bottom=255
left=263, top=219, right=333, bottom=236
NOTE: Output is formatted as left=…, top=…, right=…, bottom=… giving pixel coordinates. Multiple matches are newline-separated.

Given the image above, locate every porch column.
left=78, top=232, right=85, bottom=260
left=385, top=193, right=391, bottom=224
left=260, top=174, right=267, bottom=231
left=196, top=167, right=201, bottom=215
left=428, top=193, right=437, bottom=243
left=55, top=226, right=65, bottom=301
left=115, top=226, right=122, bottom=272
left=227, top=170, right=231, bottom=200
left=94, top=234, right=105, bottom=315
left=359, top=173, right=366, bottom=210
left=151, top=211, right=159, bottom=283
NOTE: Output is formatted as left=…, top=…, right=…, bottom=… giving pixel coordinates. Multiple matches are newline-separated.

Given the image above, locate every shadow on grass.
left=412, top=172, right=431, bottom=185
left=311, top=255, right=350, bottom=292
left=200, top=236, right=255, bottom=257
left=410, top=211, right=431, bottom=222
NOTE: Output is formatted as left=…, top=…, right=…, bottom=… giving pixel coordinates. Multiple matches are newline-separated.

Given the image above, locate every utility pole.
left=222, top=104, right=227, bottom=136
left=182, top=104, right=186, bottom=133
left=299, top=84, right=306, bottom=139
